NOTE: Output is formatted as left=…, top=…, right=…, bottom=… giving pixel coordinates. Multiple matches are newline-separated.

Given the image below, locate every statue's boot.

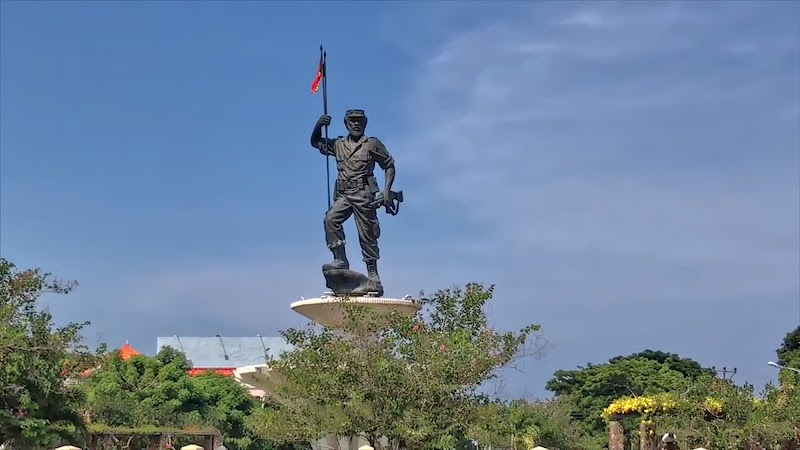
left=323, top=245, right=349, bottom=271
left=366, top=261, right=383, bottom=292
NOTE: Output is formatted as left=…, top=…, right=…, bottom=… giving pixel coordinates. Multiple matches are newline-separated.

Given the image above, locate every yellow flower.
left=601, top=394, right=679, bottom=420
left=602, top=394, right=728, bottom=421
left=703, top=397, right=724, bottom=415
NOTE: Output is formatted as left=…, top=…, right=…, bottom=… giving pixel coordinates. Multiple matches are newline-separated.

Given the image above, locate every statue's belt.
left=336, top=176, right=373, bottom=190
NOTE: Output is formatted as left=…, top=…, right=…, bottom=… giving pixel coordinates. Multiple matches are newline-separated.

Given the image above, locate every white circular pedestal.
left=290, top=293, right=421, bottom=329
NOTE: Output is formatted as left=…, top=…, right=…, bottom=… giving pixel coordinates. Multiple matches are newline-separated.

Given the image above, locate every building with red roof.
left=118, top=341, right=141, bottom=360
left=79, top=341, right=141, bottom=378
left=156, top=336, right=292, bottom=397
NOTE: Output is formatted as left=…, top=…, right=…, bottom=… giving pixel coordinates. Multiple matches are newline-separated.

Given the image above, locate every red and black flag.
left=311, top=48, right=325, bottom=94
left=312, top=45, right=331, bottom=208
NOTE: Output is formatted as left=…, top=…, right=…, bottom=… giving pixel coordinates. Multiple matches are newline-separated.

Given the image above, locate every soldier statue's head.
left=344, top=109, right=367, bottom=139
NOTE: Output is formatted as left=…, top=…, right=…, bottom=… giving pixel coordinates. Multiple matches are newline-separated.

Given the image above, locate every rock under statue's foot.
left=322, top=267, right=384, bottom=297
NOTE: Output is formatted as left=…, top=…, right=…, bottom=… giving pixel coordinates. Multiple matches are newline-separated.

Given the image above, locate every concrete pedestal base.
left=290, top=293, right=421, bottom=329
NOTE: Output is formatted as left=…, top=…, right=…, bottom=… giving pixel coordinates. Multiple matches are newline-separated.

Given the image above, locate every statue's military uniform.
left=313, top=131, right=394, bottom=265
left=310, top=108, right=396, bottom=290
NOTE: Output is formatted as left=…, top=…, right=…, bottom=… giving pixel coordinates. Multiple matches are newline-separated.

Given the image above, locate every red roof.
left=119, top=342, right=140, bottom=361
left=78, top=341, right=141, bottom=378
left=76, top=342, right=237, bottom=379
left=188, top=368, right=236, bottom=377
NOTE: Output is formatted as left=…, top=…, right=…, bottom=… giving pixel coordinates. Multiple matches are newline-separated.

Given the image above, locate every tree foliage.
left=5, top=255, right=798, bottom=450
left=654, top=375, right=800, bottom=449
left=776, top=325, right=800, bottom=367
left=609, top=350, right=714, bottom=380
left=249, top=283, right=543, bottom=450
left=546, top=350, right=712, bottom=434
left=468, top=398, right=584, bottom=450
left=591, top=335, right=800, bottom=449
left=0, top=257, right=102, bottom=447
left=83, top=347, right=270, bottom=450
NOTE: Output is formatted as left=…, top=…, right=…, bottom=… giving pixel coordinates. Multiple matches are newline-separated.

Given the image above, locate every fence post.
left=640, top=420, right=657, bottom=450
left=609, top=419, right=624, bottom=450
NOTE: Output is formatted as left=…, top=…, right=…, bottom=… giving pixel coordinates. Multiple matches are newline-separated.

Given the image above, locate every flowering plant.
left=601, top=394, right=679, bottom=420
left=602, top=395, right=726, bottom=420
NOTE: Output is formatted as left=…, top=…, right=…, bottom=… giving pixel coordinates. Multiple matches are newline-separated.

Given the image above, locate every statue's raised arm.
left=310, top=114, right=336, bottom=156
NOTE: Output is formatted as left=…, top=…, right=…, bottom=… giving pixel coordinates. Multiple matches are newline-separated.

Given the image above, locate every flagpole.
left=321, top=46, right=331, bottom=210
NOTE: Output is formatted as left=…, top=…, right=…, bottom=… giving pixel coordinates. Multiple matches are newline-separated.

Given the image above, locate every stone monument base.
left=290, top=293, right=421, bottom=329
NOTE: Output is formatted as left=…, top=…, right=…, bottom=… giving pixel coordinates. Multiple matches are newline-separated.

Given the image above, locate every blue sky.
left=1, top=0, right=798, bottom=398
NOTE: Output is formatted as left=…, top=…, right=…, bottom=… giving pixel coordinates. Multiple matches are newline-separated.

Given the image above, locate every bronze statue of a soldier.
left=310, top=109, right=397, bottom=295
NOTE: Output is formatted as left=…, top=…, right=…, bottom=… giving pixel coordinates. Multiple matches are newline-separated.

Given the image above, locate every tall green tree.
left=248, top=283, right=543, bottom=450
left=609, top=350, right=714, bottom=380
left=776, top=325, right=800, bottom=367
left=546, top=350, right=712, bottom=434
left=468, top=398, right=584, bottom=450
left=84, top=347, right=271, bottom=450
left=655, top=374, right=800, bottom=449
left=0, top=257, right=101, bottom=447
left=774, top=325, right=800, bottom=410
left=84, top=346, right=198, bottom=428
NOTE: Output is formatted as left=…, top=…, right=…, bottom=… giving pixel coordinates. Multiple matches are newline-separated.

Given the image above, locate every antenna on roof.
left=216, top=334, right=229, bottom=360
left=257, top=334, right=271, bottom=363
left=174, top=335, right=184, bottom=352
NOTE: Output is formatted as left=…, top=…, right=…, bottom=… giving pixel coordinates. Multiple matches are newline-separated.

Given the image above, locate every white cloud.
left=378, top=3, right=800, bottom=396
left=389, top=2, right=800, bottom=306
left=558, top=9, right=615, bottom=28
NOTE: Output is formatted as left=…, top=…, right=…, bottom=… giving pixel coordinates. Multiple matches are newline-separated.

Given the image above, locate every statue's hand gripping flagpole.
left=311, top=45, right=331, bottom=209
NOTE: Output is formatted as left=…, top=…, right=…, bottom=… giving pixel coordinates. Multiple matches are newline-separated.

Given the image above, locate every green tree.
left=609, top=350, right=714, bottom=380
left=0, top=257, right=102, bottom=447
left=191, top=372, right=268, bottom=450
left=84, top=346, right=199, bottom=427
left=468, top=398, right=584, bottom=450
left=84, top=347, right=271, bottom=450
left=634, top=329, right=800, bottom=449
left=248, top=283, right=543, bottom=450
left=656, top=375, right=800, bottom=449
left=772, top=326, right=800, bottom=397
left=546, top=350, right=711, bottom=434
left=776, top=325, right=800, bottom=367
